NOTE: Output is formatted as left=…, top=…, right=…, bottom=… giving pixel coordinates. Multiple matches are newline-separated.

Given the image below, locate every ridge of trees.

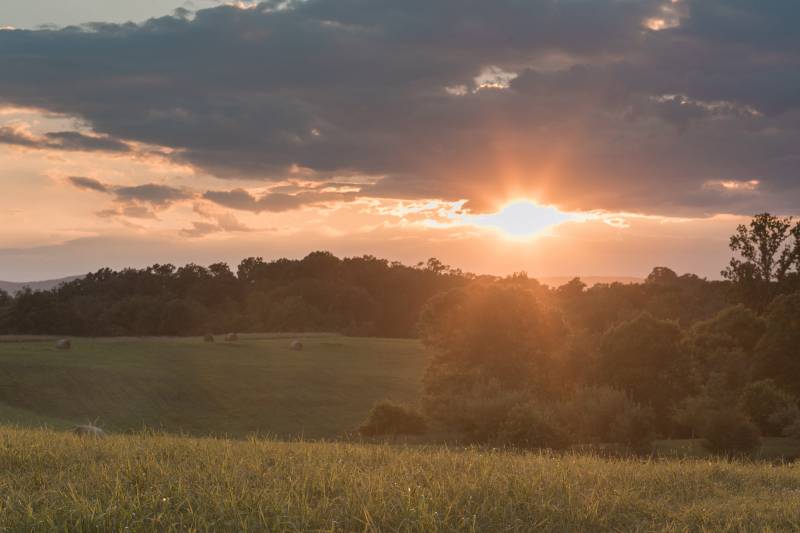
left=411, top=213, right=800, bottom=451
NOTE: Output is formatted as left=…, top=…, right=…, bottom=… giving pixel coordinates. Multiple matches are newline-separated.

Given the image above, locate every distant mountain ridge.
left=0, top=274, right=641, bottom=295
left=0, top=276, right=82, bottom=294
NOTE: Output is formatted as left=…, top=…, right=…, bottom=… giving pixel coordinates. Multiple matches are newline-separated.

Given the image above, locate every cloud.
left=96, top=205, right=158, bottom=219
left=0, top=124, right=130, bottom=153
left=180, top=221, right=223, bottom=237
left=181, top=203, right=254, bottom=237
left=67, top=176, right=192, bottom=212
left=1, top=1, right=799, bottom=216
left=203, top=187, right=357, bottom=212
left=67, top=176, right=108, bottom=193
left=113, top=184, right=191, bottom=207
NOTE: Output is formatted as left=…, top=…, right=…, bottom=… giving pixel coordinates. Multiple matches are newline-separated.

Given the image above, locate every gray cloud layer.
left=2, top=1, right=799, bottom=216
left=0, top=126, right=130, bottom=152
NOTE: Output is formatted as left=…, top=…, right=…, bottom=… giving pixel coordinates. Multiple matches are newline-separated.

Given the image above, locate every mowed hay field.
left=1, top=427, right=800, bottom=532
left=0, top=335, right=426, bottom=438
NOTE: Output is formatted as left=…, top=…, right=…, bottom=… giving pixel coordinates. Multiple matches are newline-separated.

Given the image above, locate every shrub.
left=422, top=364, right=530, bottom=443
left=741, top=379, right=799, bottom=436
left=359, top=401, right=428, bottom=437
left=557, top=386, right=655, bottom=449
left=700, top=408, right=761, bottom=457
left=496, top=403, right=569, bottom=450
left=608, top=406, right=656, bottom=452
left=782, top=418, right=800, bottom=440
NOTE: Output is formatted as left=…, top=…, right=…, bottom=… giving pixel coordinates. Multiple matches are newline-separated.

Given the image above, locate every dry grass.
left=2, top=426, right=800, bottom=531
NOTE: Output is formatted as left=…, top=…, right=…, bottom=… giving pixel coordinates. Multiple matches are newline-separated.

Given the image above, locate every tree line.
left=0, top=254, right=467, bottom=338
left=362, top=213, right=800, bottom=454
left=2, top=213, right=800, bottom=453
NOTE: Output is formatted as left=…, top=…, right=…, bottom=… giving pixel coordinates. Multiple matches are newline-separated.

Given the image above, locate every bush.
left=782, top=418, right=800, bottom=440
left=557, top=386, right=655, bottom=449
left=359, top=401, right=428, bottom=437
left=608, top=406, right=656, bottom=452
left=741, top=380, right=799, bottom=436
left=422, top=364, right=530, bottom=443
left=496, top=403, right=569, bottom=450
left=700, top=408, right=761, bottom=457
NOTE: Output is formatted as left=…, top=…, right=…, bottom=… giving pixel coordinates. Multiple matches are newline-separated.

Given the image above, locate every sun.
left=462, top=200, right=578, bottom=239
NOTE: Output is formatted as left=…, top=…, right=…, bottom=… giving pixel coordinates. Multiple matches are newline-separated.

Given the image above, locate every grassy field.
left=4, top=336, right=800, bottom=530
left=0, top=334, right=426, bottom=438
left=1, top=426, right=800, bottom=531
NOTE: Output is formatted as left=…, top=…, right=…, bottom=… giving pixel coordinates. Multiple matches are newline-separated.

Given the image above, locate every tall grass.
left=2, top=426, right=800, bottom=531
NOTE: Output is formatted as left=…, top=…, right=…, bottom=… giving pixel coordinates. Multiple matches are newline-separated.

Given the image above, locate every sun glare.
left=463, top=200, right=578, bottom=238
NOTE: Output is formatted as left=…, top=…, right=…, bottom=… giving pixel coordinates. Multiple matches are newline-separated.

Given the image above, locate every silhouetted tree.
left=723, top=213, right=800, bottom=306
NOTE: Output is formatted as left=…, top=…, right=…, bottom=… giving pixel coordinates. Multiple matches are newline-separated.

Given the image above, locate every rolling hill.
left=0, top=334, right=427, bottom=438
left=0, top=275, right=81, bottom=294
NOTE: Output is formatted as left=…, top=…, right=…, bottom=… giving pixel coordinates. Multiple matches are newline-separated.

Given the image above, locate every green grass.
left=0, top=335, right=426, bottom=438
left=2, top=426, right=800, bottom=531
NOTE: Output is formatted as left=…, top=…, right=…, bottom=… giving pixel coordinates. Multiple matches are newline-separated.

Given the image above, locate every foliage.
left=672, top=373, right=745, bottom=437
left=754, top=292, right=800, bottom=395
left=684, top=305, right=765, bottom=390
left=598, top=313, right=688, bottom=423
left=422, top=375, right=529, bottom=443
left=557, top=386, right=655, bottom=450
left=741, top=380, right=799, bottom=436
left=496, top=403, right=569, bottom=450
left=782, top=418, right=800, bottom=440
left=0, top=253, right=467, bottom=338
left=419, top=284, right=565, bottom=441
left=419, top=284, right=564, bottom=392
left=358, top=401, right=428, bottom=437
left=700, top=408, right=762, bottom=457
left=722, top=213, right=800, bottom=307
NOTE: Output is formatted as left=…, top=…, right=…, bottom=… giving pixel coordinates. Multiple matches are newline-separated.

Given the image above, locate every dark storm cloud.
left=1, top=0, right=799, bottom=216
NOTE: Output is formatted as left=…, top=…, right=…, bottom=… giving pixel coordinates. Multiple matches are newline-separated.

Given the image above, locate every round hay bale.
left=56, top=339, right=71, bottom=350
left=72, top=425, right=105, bottom=438
left=225, top=333, right=239, bottom=342
left=290, top=340, right=303, bottom=351
left=203, top=334, right=215, bottom=343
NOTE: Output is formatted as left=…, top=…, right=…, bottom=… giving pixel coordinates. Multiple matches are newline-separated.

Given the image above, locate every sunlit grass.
left=2, top=426, right=800, bottom=531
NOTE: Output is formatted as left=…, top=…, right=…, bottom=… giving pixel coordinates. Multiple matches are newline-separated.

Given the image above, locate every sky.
left=0, top=0, right=798, bottom=281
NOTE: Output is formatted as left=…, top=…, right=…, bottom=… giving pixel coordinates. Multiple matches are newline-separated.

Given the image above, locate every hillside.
left=0, top=275, right=81, bottom=294
left=1, top=426, right=799, bottom=531
left=0, top=335, right=427, bottom=438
